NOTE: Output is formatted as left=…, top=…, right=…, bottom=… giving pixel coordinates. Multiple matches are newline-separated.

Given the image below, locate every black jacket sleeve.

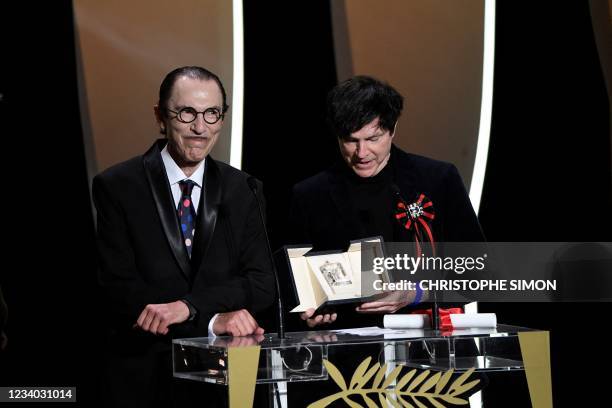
left=93, top=175, right=171, bottom=326
left=439, top=164, right=486, bottom=243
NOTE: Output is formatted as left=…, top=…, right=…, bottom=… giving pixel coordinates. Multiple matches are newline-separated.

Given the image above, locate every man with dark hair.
left=93, top=66, right=274, bottom=407
left=288, top=76, right=484, bottom=328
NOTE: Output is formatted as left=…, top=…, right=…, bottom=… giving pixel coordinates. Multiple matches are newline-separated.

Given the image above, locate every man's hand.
left=300, top=308, right=337, bottom=328
left=134, top=301, right=190, bottom=335
left=212, top=309, right=264, bottom=336
left=356, top=290, right=412, bottom=314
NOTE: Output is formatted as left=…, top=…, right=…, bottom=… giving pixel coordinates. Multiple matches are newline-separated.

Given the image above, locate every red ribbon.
left=411, top=307, right=463, bottom=330
left=395, top=193, right=436, bottom=257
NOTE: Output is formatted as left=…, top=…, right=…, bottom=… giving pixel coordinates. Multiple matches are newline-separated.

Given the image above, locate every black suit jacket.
left=93, top=139, right=275, bottom=346
left=288, top=145, right=484, bottom=249
left=285, top=145, right=484, bottom=329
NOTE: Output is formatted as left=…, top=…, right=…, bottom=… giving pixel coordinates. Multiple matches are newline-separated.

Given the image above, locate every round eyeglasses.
left=167, top=107, right=224, bottom=125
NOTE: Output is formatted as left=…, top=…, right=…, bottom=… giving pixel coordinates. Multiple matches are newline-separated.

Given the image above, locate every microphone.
left=246, top=177, right=286, bottom=339
left=391, top=184, right=440, bottom=331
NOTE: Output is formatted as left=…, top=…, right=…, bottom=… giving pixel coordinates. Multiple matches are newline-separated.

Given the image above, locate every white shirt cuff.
left=208, top=313, right=219, bottom=337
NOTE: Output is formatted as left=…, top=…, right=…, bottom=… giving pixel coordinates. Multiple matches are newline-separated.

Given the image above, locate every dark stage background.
left=0, top=1, right=610, bottom=407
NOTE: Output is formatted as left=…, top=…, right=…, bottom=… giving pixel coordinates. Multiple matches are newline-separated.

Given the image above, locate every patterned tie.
left=178, top=180, right=197, bottom=257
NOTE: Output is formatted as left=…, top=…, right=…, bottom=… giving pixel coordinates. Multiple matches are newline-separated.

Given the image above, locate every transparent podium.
left=173, top=325, right=551, bottom=407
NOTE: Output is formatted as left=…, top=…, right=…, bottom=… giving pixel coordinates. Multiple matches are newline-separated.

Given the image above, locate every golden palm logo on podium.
left=308, top=357, right=479, bottom=407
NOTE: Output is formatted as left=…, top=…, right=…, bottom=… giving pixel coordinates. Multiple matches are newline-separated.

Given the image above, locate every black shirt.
left=344, top=161, right=395, bottom=242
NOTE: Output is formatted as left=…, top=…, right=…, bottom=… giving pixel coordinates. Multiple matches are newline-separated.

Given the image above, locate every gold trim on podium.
left=228, top=345, right=261, bottom=408
left=518, top=331, right=553, bottom=408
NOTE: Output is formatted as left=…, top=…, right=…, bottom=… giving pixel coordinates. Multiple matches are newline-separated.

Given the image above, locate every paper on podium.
left=450, top=313, right=497, bottom=328
left=383, top=313, right=497, bottom=329
left=383, top=314, right=430, bottom=329
left=333, top=326, right=402, bottom=336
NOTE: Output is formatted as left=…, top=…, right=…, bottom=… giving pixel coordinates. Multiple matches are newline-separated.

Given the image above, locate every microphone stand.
left=247, top=177, right=286, bottom=339
left=431, top=288, right=439, bottom=331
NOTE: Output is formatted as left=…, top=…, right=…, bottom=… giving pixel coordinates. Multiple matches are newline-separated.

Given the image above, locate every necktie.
left=178, top=180, right=197, bottom=257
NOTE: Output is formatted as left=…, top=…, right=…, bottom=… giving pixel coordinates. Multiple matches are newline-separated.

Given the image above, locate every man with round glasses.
left=93, top=66, right=274, bottom=407
left=166, top=106, right=224, bottom=124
